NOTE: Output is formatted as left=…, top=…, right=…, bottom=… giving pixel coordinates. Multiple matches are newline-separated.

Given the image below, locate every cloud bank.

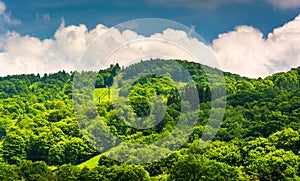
left=0, top=10, right=300, bottom=78
left=213, top=14, right=300, bottom=77
left=0, top=23, right=109, bottom=76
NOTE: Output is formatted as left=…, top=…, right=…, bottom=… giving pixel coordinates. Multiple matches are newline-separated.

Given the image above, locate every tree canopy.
left=0, top=59, right=300, bottom=180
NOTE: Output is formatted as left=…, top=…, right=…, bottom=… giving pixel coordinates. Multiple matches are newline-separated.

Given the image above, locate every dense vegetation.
left=0, top=59, right=300, bottom=180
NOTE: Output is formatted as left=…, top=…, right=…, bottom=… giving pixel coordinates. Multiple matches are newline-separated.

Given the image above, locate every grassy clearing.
left=77, top=154, right=102, bottom=169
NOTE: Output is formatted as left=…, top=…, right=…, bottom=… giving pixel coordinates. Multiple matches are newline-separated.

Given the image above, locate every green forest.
left=0, top=59, right=300, bottom=180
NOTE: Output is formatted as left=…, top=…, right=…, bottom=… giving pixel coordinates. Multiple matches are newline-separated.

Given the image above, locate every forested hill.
left=0, top=59, right=300, bottom=180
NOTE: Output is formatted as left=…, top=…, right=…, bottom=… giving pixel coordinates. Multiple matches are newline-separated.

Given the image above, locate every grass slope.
left=77, top=154, right=102, bottom=169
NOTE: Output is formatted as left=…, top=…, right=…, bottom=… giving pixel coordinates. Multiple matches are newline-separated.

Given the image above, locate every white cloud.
left=213, top=14, right=300, bottom=78
left=0, top=20, right=109, bottom=76
left=266, top=0, right=300, bottom=9
left=0, top=1, right=20, bottom=27
left=0, top=14, right=300, bottom=78
left=65, top=25, right=218, bottom=73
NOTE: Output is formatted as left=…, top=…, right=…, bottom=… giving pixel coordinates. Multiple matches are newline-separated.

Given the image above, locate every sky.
left=0, top=0, right=300, bottom=78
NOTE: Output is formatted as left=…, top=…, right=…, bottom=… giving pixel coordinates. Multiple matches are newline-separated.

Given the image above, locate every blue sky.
left=2, top=0, right=300, bottom=42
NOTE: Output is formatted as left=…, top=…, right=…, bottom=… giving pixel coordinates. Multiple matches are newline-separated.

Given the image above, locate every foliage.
left=0, top=59, right=300, bottom=180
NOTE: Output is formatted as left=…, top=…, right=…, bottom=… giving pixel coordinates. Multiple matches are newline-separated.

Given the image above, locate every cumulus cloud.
left=213, top=14, right=300, bottom=78
left=0, top=21, right=109, bottom=76
left=100, top=29, right=212, bottom=69
left=70, top=25, right=217, bottom=73
left=0, top=18, right=216, bottom=76
left=0, top=14, right=300, bottom=78
left=0, top=1, right=20, bottom=27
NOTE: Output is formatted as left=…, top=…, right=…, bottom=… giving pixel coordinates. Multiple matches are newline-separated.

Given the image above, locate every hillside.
left=0, top=59, right=300, bottom=180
